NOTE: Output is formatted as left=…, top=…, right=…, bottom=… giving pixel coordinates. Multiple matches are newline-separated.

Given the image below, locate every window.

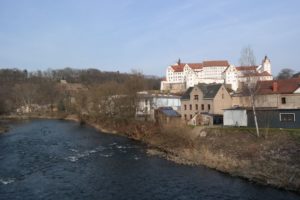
left=190, top=114, right=193, bottom=119
left=195, top=104, right=198, bottom=110
left=281, top=97, right=286, bottom=104
left=280, top=113, right=295, bottom=122
left=208, top=104, right=211, bottom=110
left=184, top=114, right=187, bottom=120
left=201, top=104, right=204, bottom=110
left=194, top=95, right=199, bottom=100
left=190, top=104, right=192, bottom=110
left=184, top=105, right=187, bottom=110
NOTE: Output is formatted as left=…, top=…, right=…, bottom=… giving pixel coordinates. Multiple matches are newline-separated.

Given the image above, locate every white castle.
left=161, top=56, right=273, bottom=92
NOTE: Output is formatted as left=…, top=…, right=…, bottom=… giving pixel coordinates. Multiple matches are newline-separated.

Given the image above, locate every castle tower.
left=262, top=55, right=271, bottom=75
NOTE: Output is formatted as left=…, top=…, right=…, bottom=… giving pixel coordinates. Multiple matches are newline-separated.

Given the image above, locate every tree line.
left=0, top=68, right=161, bottom=121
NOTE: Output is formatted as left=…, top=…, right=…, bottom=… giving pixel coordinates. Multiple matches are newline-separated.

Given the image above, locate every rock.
left=199, top=130, right=207, bottom=137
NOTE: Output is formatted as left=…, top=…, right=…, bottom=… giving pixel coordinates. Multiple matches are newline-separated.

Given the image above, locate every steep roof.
left=170, top=63, right=186, bottom=72
left=181, top=87, right=194, bottom=100
left=197, top=84, right=222, bottom=99
left=181, top=84, right=222, bottom=100
left=257, top=78, right=300, bottom=95
left=203, top=60, right=229, bottom=67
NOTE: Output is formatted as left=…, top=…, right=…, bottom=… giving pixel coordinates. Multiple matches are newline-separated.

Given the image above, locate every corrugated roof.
left=159, top=107, right=181, bottom=117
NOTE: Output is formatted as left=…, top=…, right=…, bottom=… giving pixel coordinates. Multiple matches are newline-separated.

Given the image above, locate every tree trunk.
left=251, top=95, right=259, bottom=137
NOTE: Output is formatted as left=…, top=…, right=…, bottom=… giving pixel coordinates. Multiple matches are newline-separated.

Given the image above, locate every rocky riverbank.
left=1, top=114, right=300, bottom=193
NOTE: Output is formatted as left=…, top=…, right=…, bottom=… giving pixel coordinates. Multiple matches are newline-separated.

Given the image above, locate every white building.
left=223, top=56, right=273, bottom=91
left=136, top=91, right=181, bottom=121
left=161, top=60, right=229, bottom=92
left=161, top=56, right=273, bottom=92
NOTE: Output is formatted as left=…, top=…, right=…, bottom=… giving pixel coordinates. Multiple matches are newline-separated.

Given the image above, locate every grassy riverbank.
left=2, top=114, right=300, bottom=193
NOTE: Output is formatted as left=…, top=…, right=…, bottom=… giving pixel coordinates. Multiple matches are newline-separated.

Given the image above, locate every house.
left=180, top=83, right=232, bottom=125
left=224, top=107, right=300, bottom=129
left=232, top=78, right=300, bottom=108
left=136, top=91, right=181, bottom=121
left=155, top=107, right=181, bottom=125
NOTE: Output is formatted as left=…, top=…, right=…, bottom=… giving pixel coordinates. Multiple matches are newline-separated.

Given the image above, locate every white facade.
left=161, top=56, right=273, bottom=92
left=136, top=91, right=181, bottom=120
left=162, top=60, right=229, bottom=91
left=223, top=56, right=273, bottom=91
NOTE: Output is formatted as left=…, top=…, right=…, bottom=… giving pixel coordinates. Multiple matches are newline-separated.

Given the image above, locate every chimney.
left=272, top=81, right=278, bottom=92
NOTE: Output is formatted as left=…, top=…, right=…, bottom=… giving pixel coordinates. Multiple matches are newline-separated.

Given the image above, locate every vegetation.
left=0, top=68, right=161, bottom=121
left=277, top=68, right=295, bottom=80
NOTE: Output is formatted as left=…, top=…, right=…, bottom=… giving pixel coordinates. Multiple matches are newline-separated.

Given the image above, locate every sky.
left=0, top=0, right=299, bottom=76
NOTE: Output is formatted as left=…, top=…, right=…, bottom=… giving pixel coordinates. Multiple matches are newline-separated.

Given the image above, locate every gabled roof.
left=197, top=83, right=222, bottom=99
left=203, top=60, right=229, bottom=67
left=181, top=84, right=222, bottom=100
left=257, top=78, right=300, bottom=95
left=170, top=63, right=186, bottom=72
left=181, top=87, right=194, bottom=100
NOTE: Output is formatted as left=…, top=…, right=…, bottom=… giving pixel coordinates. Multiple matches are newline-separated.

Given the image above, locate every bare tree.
left=239, top=46, right=260, bottom=137
left=239, top=45, right=256, bottom=66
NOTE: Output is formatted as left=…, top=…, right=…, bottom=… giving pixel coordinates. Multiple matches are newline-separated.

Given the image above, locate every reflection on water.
left=0, top=119, right=299, bottom=200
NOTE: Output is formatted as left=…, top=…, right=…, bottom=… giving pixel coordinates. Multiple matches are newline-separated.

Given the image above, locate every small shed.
left=224, top=107, right=247, bottom=126
left=155, top=107, right=181, bottom=125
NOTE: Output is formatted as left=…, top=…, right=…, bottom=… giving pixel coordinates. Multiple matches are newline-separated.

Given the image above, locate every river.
left=0, top=119, right=299, bottom=200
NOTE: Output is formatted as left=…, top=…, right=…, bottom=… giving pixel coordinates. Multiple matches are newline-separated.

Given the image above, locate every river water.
left=0, top=119, right=299, bottom=200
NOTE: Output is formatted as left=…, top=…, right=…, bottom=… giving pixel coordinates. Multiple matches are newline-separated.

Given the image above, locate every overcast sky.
left=0, top=0, right=299, bottom=76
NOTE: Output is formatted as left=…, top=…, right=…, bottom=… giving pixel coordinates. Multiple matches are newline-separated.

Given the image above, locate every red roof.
left=236, top=66, right=257, bottom=71
left=203, top=60, right=229, bottom=67
left=170, top=60, right=228, bottom=72
left=187, top=63, right=203, bottom=69
left=171, top=63, right=186, bottom=72
left=257, top=78, right=300, bottom=95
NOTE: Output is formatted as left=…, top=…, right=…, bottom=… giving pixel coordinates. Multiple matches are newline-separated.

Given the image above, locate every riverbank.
left=1, top=113, right=300, bottom=193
